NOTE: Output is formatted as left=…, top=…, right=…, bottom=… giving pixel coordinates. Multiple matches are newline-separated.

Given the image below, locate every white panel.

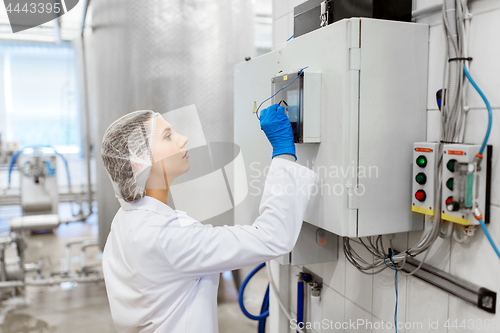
left=234, top=51, right=279, bottom=233
left=303, top=72, right=321, bottom=143
left=426, top=110, right=441, bottom=142
left=426, top=24, right=446, bottom=111
left=357, top=18, right=428, bottom=237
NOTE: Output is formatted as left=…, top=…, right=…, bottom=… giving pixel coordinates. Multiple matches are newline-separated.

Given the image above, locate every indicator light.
left=415, top=173, right=427, bottom=185
left=446, top=159, right=456, bottom=172
left=446, top=178, right=453, bottom=190
left=445, top=196, right=460, bottom=211
left=415, top=190, right=426, bottom=202
left=416, top=155, right=427, bottom=168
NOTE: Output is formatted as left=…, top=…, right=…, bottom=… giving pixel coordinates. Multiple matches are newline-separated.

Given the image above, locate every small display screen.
left=271, top=72, right=304, bottom=143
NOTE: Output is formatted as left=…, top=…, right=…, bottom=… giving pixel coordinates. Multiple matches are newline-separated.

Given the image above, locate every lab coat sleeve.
left=156, top=157, right=319, bottom=278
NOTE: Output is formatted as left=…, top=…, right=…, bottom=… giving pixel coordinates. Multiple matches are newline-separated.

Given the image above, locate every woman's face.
left=145, top=115, right=190, bottom=189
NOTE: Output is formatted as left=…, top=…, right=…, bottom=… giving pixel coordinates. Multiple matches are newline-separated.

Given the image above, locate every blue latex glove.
left=259, top=104, right=296, bottom=160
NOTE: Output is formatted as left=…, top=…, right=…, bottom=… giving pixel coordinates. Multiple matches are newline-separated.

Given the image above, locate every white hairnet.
left=101, top=110, right=159, bottom=202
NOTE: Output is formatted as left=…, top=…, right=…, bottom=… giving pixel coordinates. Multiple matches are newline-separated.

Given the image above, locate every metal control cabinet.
left=234, top=18, right=428, bottom=237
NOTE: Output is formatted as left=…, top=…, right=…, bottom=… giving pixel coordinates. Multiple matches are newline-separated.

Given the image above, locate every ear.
left=129, top=154, right=153, bottom=179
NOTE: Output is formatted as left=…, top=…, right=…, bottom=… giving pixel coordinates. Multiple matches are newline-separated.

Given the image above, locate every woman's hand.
left=259, top=104, right=296, bottom=160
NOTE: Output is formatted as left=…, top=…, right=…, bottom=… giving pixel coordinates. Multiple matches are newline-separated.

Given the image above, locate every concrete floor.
left=0, top=203, right=269, bottom=333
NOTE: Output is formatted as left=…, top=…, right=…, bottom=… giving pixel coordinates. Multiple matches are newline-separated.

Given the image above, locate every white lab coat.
left=102, top=157, right=318, bottom=332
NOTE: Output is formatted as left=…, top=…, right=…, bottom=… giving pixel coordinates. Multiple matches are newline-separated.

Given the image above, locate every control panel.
left=441, top=144, right=492, bottom=225
left=271, top=71, right=321, bottom=143
left=411, top=142, right=440, bottom=216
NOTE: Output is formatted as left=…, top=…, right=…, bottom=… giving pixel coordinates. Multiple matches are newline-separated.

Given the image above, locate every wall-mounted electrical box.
left=275, top=222, right=338, bottom=266
left=271, top=71, right=321, bottom=143
left=234, top=18, right=429, bottom=241
left=441, top=144, right=492, bottom=225
left=411, top=142, right=440, bottom=216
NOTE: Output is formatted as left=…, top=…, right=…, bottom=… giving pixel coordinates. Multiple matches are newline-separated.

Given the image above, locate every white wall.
left=271, top=0, right=500, bottom=332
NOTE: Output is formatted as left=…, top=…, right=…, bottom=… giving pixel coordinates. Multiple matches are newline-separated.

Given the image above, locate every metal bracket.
left=400, top=256, right=496, bottom=314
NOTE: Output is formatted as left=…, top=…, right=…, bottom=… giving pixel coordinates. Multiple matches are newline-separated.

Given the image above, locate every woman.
left=101, top=104, right=318, bottom=332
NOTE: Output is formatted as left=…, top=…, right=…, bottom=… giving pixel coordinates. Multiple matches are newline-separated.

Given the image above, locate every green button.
left=447, top=160, right=456, bottom=172
left=446, top=178, right=453, bottom=190
left=415, top=173, right=427, bottom=185
left=416, top=155, right=427, bottom=168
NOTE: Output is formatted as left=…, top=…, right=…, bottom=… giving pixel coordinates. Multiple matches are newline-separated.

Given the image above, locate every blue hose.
left=477, top=217, right=500, bottom=259
left=257, top=285, right=270, bottom=333
left=8, top=145, right=72, bottom=189
left=297, top=280, right=304, bottom=333
left=238, top=262, right=270, bottom=333
left=463, top=65, right=492, bottom=156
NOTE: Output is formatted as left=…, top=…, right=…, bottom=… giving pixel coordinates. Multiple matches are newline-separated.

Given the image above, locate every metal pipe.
left=59, top=212, right=92, bottom=224
left=0, top=281, right=23, bottom=288
left=25, top=275, right=103, bottom=286
left=80, top=0, right=91, bottom=35
left=0, top=276, right=104, bottom=288
left=53, top=16, right=61, bottom=44
left=79, top=0, right=94, bottom=218
left=61, top=237, right=97, bottom=276
left=80, top=239, right=99, bottom=272
left=0, top=245, right=6, bottom=282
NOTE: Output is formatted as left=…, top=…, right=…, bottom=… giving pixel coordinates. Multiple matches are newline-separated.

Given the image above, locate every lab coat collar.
left=118, top=196, right=184, bottom=217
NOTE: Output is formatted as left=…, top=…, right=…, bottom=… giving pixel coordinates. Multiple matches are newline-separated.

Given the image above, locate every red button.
left=445, top=197, right=453, bottom=205
left=415, top=190, right=426, bottom=202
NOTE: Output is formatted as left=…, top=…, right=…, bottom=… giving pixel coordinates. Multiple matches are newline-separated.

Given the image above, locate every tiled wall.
left=271, top=0, right=500, bottom=332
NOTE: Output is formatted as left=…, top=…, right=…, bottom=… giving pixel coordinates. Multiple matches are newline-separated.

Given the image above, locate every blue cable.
left=286, top=35, right=294, bottom=42
left=463, top=65, right=492, bottom=156
left=297, top=279, right=304, bottom=333
left=477, top=218, right=500, bottom=259
left=390, top=253, right=398, bottom=333
left=257, top=285, right=270, bottom=333
left=238, top=262, right=269, bottom=321
left=256, top=66, right=309, bottom=120
left=463, top=65, right=499, bottom=259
